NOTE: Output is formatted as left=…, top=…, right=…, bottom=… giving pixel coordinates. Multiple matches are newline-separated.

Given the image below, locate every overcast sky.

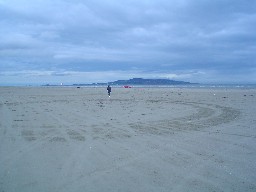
left=0, top=0, right=256, bottom=85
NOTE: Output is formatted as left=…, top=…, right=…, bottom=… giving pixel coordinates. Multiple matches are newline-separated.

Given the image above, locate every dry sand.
left=0, top=87, right=256, bottom=192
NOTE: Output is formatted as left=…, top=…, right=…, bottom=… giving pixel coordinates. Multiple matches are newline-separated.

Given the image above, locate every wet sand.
left=0, top=87, right=256, bottom=192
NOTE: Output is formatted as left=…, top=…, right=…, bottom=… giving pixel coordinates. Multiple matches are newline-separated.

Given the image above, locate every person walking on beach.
left=107, top=85, right=111, bottom=97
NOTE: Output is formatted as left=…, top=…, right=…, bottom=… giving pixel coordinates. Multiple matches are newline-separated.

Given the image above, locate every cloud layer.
left=1, top=0, right=256, bottom=84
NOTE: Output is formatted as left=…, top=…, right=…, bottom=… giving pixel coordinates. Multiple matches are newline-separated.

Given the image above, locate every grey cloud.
left=0, top=0, right=256, bottom=84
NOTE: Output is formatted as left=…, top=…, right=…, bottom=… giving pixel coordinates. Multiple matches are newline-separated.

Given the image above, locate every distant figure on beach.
left=107, top=85, right=111, bottom=97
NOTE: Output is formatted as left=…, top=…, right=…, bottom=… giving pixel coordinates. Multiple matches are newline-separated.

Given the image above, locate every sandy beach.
left=0, top=86, right=255, bottom=192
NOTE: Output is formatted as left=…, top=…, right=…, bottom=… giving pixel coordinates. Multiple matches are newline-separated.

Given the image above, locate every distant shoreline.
left=1, top=84, right=256, bottom=89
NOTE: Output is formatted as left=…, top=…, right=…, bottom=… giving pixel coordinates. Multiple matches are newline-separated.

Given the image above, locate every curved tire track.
left=130, top=101, right=241, bottom=135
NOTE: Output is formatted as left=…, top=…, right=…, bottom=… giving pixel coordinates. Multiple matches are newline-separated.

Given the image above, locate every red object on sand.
left=124, top=85, right=132, bottom=88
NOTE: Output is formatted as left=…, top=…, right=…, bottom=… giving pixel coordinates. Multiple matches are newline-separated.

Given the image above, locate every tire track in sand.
left=129, top=101, right=241, bottom=135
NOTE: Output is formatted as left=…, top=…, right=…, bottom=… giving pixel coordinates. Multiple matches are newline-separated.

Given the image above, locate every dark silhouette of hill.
left=108, top=78, right=194, bottom=85
left=72, top=78, right=196, bottom=86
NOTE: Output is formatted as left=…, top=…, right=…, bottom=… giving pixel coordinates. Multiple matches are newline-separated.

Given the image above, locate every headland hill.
left=72, top=78, right=197, bottom=87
